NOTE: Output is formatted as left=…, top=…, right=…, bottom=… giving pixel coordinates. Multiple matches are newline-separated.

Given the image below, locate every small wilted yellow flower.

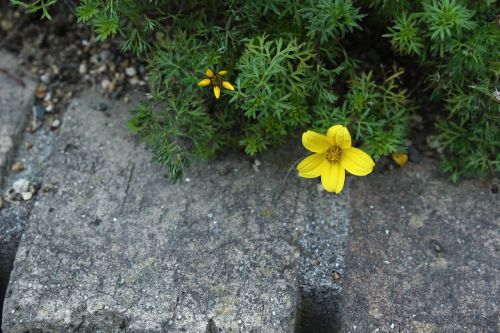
left=197, top=68, right=234, bottom=99
left=297, top=125, right=375, bottom=194
left=391, top=152, right=408, bottom=167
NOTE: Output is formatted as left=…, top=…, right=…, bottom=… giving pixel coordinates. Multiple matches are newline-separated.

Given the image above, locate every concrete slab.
left=0, top=50, right=36, bottom=326
left=340, top=161, right=499, bottom=332
left=296, top=183, right=350, bottom=333
left=0, top=51, right=36, bottom=184
left=1, top=89, right=347, bottom=332
left=0, top=120, right=58, bottom=330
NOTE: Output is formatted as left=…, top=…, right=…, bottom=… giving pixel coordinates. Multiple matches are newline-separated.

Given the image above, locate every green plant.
left=12, top=0, right=499, bottom=182
left=312, top=69, right=412, bottom=160
left=383, top=0, right=499, bottom=181
left=11, top=0, right=57, bottom=19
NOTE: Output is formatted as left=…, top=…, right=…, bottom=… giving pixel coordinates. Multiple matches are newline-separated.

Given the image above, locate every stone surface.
left=0, top=51, right=36, bottom=185
left=296, top=182, right=350, bottom=333
left=2, top=89, right=346, bottom=332
left=340, top=161, right=499, bottom=332
left=0, top=50, right=36, bottom=327
left=0, top=119, right=58, bottom=327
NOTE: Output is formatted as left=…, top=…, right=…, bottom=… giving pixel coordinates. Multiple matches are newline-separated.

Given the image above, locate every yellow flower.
left=391, top=152, right=408, bottom=167
left=297, top=125, right=375, bottom=194
left=197, top=68, right=234, bottom=99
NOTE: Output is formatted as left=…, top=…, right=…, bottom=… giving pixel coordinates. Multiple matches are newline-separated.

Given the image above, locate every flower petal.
left=391, top=152, right=408, bottom=167
left=327, top=125, right=342, bottom=141
left=341, top=147, right=375, bottom=176
left=206, top=68, right=214, bottom=77
left=218, top=70, right=228, bottom=76
left=302, top=131, right=331, bottom=153
left=321, top=163, right=345, bottom=193
left=197, top=79, right=211, bottom=87
left=297, top=153, right=326, bottom=178
left=327, top=125, right=351, bottom=149
left=213, top=86, right=221, bottom=99
left=222, top=81, right=234, bottom=91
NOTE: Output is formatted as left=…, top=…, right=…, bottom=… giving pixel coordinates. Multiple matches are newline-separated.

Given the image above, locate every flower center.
left=211, top=75, right=222, bottom=87
left=325, top=146, right=342, bottom=164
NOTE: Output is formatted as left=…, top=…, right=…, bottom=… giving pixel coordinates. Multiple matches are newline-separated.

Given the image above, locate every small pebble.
left=101, top=79, right=111, bottom=90
left=33, top=105, right=45, bottom=121
left=128, top=77, right=140, bottom=85
left=125, top=67, right=137, bottom=77
left=45, top=102, right=54, bottom=112
left=99, top=49, right=111, bottom=62
left=78, top=63, right=87, bottom=75
left=11, top=162, right=24, bottom=172
left=35, top=86, right=47, bottom=99
left=13, top=179, right=30, bottom=193
left=40, top=73, right=51, bottom=83
left=253, top=159, right=261, bottom=172
left=90, top=54, right=99, bottom=64
left=1, top=19, right=13, bottom=31
left=97, top=65, right=106, bottom=73
left=21, top=192, right=33, bottom=201
left=50, top=119, right=61, bottom=130
left=51, top=65, right=60, bottom=75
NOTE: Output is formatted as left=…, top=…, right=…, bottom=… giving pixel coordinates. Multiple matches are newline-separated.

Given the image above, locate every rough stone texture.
left=0, top=50, right=36, bottom=327
left=340, top=161, right=499, bottom=332
left=296, top=183, right=350, bottom=333
left=0, top=119, right=58, bottom=330
left=0, top=51, right=36, bottom=185
left=1, top=89, right=346, bottom=332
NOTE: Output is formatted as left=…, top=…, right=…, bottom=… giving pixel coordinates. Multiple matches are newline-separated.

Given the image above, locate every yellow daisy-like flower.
left=197, top=68, right=234, bottom=99
left=297, top=125, right=375, bottom=194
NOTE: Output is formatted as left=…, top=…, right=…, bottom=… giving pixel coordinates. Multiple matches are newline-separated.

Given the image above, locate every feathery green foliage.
left=13, top=0, right=499, bottom=182
left=383, top=0, right=499, bottom=181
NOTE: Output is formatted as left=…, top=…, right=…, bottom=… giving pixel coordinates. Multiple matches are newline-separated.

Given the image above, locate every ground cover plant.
left=11, top=0, right=500, bottom=189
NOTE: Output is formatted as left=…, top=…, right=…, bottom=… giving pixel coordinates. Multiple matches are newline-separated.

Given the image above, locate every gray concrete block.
left=296, top=183, right=350, bottom=333
left=0, top=51, right=36, bottom=185
left=340, top=161, right=499, bottom=332
left=0, top=50, right=36, bottom=325
left=2, top=89, right=342, bottom=332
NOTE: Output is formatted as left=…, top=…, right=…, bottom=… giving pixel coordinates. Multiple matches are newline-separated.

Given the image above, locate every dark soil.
left=0, top=2, right=147, bottom=129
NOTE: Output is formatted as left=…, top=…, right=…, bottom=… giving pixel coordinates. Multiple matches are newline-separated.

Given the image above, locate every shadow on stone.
left=295, top=289, right=340, bottom=333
